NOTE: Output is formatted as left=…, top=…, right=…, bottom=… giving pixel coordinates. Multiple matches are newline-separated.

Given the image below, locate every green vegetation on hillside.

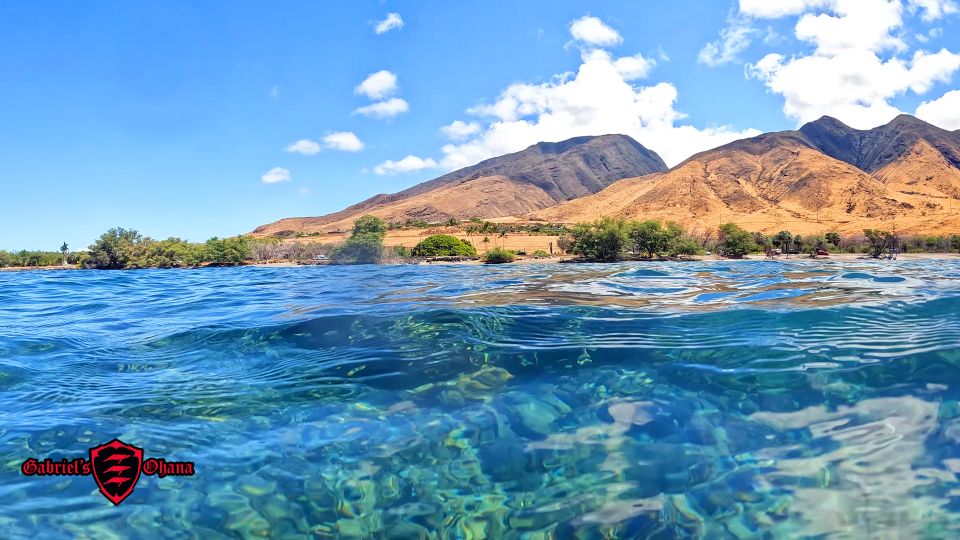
left=411, top=235, right=477, bottom=257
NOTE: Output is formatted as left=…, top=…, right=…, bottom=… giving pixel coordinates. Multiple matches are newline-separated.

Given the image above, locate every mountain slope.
left=531, top=115, right=960, bottom=234
left=253, top=134, right=667, bottom=236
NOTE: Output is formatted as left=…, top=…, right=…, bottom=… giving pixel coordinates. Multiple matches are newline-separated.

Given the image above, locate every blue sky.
left=2, top=0, right=960, bottom=250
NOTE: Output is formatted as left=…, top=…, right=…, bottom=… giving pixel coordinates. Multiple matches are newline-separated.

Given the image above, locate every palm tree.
left=60, top=242, right=69, bottom=266
left=497, top=228, right=508, bottom=248
left=481, top=236, right=491, bottom=253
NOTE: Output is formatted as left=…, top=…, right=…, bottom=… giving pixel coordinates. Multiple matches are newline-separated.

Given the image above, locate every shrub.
left=531, top=250, right=550, bottom=258
left=411, top=234, right=477, bottom=257
left=483, top=247, right=516, bottom=264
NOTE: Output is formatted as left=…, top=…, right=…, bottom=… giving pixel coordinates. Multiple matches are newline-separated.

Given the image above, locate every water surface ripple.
left=2, top=260, right=960, bottom=538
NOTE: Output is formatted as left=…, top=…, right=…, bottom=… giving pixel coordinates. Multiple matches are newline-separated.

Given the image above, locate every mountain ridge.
left=530, top=114, right=960, bottom=234
left=252, top=134, right=668, bottom=236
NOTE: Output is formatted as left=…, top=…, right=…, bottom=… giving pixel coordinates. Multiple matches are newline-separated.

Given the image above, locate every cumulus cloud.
left=354, top=97, right=410, bottom=119
left=739, top=0, right=832, bottom=18
left=261, top=167, right=291, bottom=184
left=374, top=13, right=404, bottom=34
left=907, top=0, right=959, bottom=21
left=740, top=0, right=960, bottom=128
left=355, top=70, right=398, bottom=100
left=916, top=89, right=960, bottom=129
left=286, top=139, right=322, bottom=155
left=373, top=155, right=438, bottom=175
left=569, top=16, right=623, bottom=47
left=375, top=16, right=755, bottom=171
left=322, top=132, right=365, bottom=152
left=440, top=120, right=481, bottom=140
left=439, top=42, right=757, bottom=169
left=287, top=133, right=365, bottom=154
left=610, top=52, right=657, bottom=80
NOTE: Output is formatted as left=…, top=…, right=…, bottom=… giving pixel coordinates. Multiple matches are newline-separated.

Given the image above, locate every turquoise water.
left=2, top=260, right=960, bottom=538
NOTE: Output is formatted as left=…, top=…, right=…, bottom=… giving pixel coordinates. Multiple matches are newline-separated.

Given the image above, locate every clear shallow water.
left=2, top=260, right=960, bottom=538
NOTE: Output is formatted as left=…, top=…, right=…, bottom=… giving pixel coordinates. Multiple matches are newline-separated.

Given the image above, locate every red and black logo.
left=21, top=438, right=195, bottom=505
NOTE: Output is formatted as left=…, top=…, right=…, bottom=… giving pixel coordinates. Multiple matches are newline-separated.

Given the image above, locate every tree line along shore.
left=3, top=215, right=960, bottom=270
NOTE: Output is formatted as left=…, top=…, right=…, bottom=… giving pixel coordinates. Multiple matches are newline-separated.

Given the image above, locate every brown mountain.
left=252, top=134, right=667, bottom=236
left=531, top=115, right=960, bottom=234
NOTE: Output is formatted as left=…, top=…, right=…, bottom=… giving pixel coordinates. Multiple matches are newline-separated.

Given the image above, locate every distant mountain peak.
left=805, top=115, right=853, bottom=130
left=252, top=133, right=667, bottom=236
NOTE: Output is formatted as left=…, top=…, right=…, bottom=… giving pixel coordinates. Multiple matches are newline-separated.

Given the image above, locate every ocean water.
left=2, top=260, right=960, bottom=539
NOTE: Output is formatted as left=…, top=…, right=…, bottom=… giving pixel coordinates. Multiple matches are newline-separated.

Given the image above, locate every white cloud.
left=286, top=139, right=322, bottom=155
left=270, top=85, right=280, bottom=99
left=699, top=16, right=756, bottom=66
left=286, top=133, right=365, bottom=154
left=739, top=0, right=832, bottom=18
left=322, top=131, right=365, bottom=152
left=793, top=0, right=906, bottom=54
left=355, top=70, right=398, bottom=100
left=740, top=0, right=960, bottom=128
left=261, top=167, right=291, bottom=184
left=373, top=155, right=438, bottom=175
left=907, top=0, right=959, bottom=21
left=437, top=46, right=758, bottom=169
left=611, top=52, right=657, bottom=80
left=440, top=120, right=481, bottom=140
left=916, top=89, right=960, bottom=128
left=354, top=97, right=410, bottom=119
left=374, top=13, right=404, bottom=34
left=569, top=16, right=623, bottom=47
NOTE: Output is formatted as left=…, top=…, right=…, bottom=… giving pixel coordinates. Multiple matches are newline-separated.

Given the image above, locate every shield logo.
left=89, top=439, right=143, bottom=505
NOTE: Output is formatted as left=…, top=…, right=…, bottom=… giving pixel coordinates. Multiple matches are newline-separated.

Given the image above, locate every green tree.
left=140, top=238, right=204, bottom=267
left=951, top=234, right=960, bottom=253
left=352, top=215, right=387, bottom=236
left=629, top=220, right=673, bottom=258
left=87, top=228, right=144, bottom=269
left=773, top=230, right=793, bottom=252
left=825, top=232, right=841, bottom=248
left=670, top=236, right=704, bottom=258
left=333, top=215, right=387, bottom=264
left=204, top=237, right=251, bottom=265
left=568, top=218, right=631, bottom=261
left=411, top=234, right=477, bottom=257
left=864, top=229, right=898, bottom=258
left=60, top=242, right=69, bottom=265
left=752, top=232, right=771, bottom=250
left=717, top=223, right=756, bottom=259
left=497, top=227, right=508, bottom=248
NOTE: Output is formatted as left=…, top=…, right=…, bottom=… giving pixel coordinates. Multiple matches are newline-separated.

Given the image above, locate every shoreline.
left=1, top=252, right=956, bottom=273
